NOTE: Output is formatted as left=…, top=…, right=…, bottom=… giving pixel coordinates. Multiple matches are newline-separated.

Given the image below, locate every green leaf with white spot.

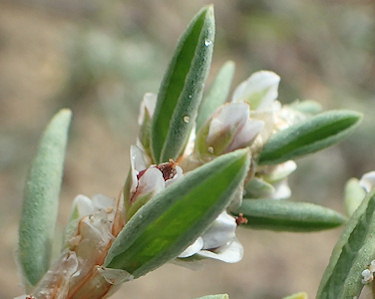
left=196, top=60, right=235, bottom=130
left=18, top=109, right=72, bottom=288
left=235, top=199, right=346, bottom=232
left=105, top=149, right=249, bottom=278
left=258, top=110, right=362, bottom=165
left=151, top=6, right=215, bottom=163
left=317, top=191, right=375, bottom=299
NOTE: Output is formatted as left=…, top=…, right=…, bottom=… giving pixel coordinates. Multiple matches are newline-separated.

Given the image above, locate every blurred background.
left=1, top=0, right=375, bottom=298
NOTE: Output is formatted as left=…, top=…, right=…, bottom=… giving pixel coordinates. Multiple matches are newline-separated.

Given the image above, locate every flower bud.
left=196, top=103, right=264, bottom=157
left=125, top=145, right=183, bottom=219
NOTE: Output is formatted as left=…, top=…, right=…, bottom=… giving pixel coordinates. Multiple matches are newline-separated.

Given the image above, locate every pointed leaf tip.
left=258, top=110, right=362, bottom=165
left=151, top=6, right=215, bottom=163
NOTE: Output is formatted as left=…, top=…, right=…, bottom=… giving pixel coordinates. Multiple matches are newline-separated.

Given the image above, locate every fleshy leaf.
left=196, top=60, right=235, bottom=130
left=194, top=295, right=229, bottom=299
left=235, top=199, right=346, bottom=232
left=317, top=191, right=375, bottom=298
left=344, top=178, right=366, bottom=217
left=104, top=149, right=249, bottom=278
left=18, top=109, right=72, bottom=287
left=151, top=6, right=215, bottom=163
left=258, top=110, right=362, bottom=165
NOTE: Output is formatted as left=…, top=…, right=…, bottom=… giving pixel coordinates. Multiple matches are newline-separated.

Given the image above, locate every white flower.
left=359, top=171, right=375, bottom=193
left=270, top=179, right=292, bottom=200
left=232, top=71, right=280, bottom=111
left=125, top=145, right=183, bottom=219
left=178, top=211, right=243, bottom=263
left=263, top=160, right=297, bottom=182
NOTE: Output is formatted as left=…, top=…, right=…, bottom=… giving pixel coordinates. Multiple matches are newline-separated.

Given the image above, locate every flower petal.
left=264, top=160, right=297, bottom=182
left=178, top=237, right=204, bottom=258
left=198, top=238, right=244, bottom=263
left=360, top=171, right=375, bottom=193
left=232, top=71, right=280, bottom=111
left=130, top=145, right=149, bottom=192
left=136, top=167, right=165, bottom=197
left=138, top=93, right=157, bottom=125
left=270, top=179, right=291, bottom=200
left=73, top=195, right=94, bottom=217
left=201, top=211, right=237, bottom=250
left=227, top=118, right=264, bottom=152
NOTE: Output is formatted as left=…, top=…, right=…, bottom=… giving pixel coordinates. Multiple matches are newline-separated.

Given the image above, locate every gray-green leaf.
left=196, top=60, right=235, bottom=130
left=235, top=199, right=346, bottom=232
left=317, top=191, right=375, bottom=298
left=18, top=109, right=72, bottom=287
left=151, top=6, right=215, bottom=163
left=105, top=149, right=249, bottom=278
left=258, top=110, right=362, bottom=165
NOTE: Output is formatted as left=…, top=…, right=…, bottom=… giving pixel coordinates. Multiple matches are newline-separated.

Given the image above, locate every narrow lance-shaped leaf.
left=235, top=199, right=346, bottom=232
left=18, top=109, right=72, bottom=288
left=258, top=110, right=362, bottom=165
left=151, top=6, right=215, bottom=163
left=196, top=60, right=235, bottom=130
left=317, top=191, right=375, bottom=299
left=105, top=149, right=250, bottom=278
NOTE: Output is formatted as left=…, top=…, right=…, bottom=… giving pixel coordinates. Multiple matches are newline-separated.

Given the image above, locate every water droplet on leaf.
left=204, top=39, right=212, bottom=46
left=183, top=116, right=190, bottom=123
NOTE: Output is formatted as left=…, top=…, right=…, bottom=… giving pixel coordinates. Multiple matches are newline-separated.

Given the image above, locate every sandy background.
left=1, top=1, right=375, bottom=298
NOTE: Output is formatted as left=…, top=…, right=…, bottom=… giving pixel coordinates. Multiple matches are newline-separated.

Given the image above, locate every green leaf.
left=235, top=199, right=346, bottom=232
left=344, top=178, right=366, bottom=217
left=282, top=292, right=308, bottom=299
left=151, top=6, right=215, bottom=163
left=258, top=110, right=362, bottom=165
left=105, top=149, right=250, bottom=278
left=18, top=109, right=72, bottom=287
left=317, top=191, right=375, bottom=298
left=196, top=60, right=235, bottom=130
left=194, top=295, right=229, bottom=299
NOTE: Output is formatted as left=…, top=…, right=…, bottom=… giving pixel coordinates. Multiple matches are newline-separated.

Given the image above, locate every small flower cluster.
left=130, top=70, right=312, bottom=263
